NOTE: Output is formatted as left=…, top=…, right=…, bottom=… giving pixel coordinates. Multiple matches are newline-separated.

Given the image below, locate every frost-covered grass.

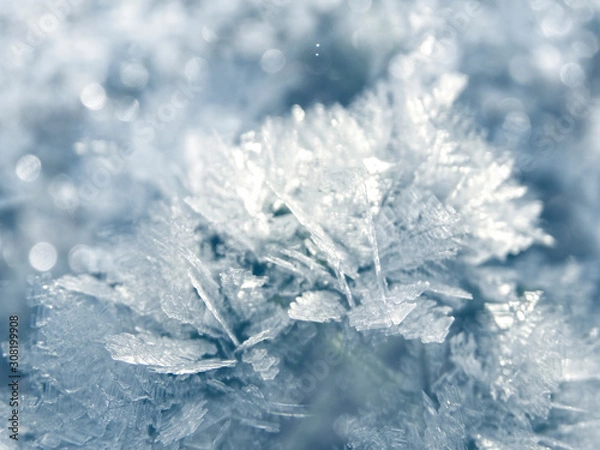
left=1, top=1, right=600, bottom=449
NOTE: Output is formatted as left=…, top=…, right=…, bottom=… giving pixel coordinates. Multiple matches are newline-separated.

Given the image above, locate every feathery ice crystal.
left=1, top=1, right=600, bottom=449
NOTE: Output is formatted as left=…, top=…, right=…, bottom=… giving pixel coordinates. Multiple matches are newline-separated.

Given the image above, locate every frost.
left=189, top=269, right=240, bottom=346
left=288, top=290, right=346, bottom=323
left=17, top=70, right=561, bottom=446
left=427, top=283, right=473, bottom=300
left=158, top=402, right=208, bottom=445
left=5, top=1, right=599, bottom=449
left=242, top=347, right=280, bottom=380
left=105, top=332, right=235, bottom=374
left=391, top=300, right=454, bottom=344
left=374, top=186, right=465, bottom=275
left=348, top=282, right=427, bottom=332
left=57, top=274, right=131, bottom=307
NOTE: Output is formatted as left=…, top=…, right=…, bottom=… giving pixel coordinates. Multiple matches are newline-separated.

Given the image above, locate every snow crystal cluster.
left=1, top=0, right=600, bottom=449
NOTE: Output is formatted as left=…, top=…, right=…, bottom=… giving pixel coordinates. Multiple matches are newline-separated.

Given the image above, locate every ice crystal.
left=12, top=75, right=556, bottom=447
left=1, top=1, right=600, bottom=449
